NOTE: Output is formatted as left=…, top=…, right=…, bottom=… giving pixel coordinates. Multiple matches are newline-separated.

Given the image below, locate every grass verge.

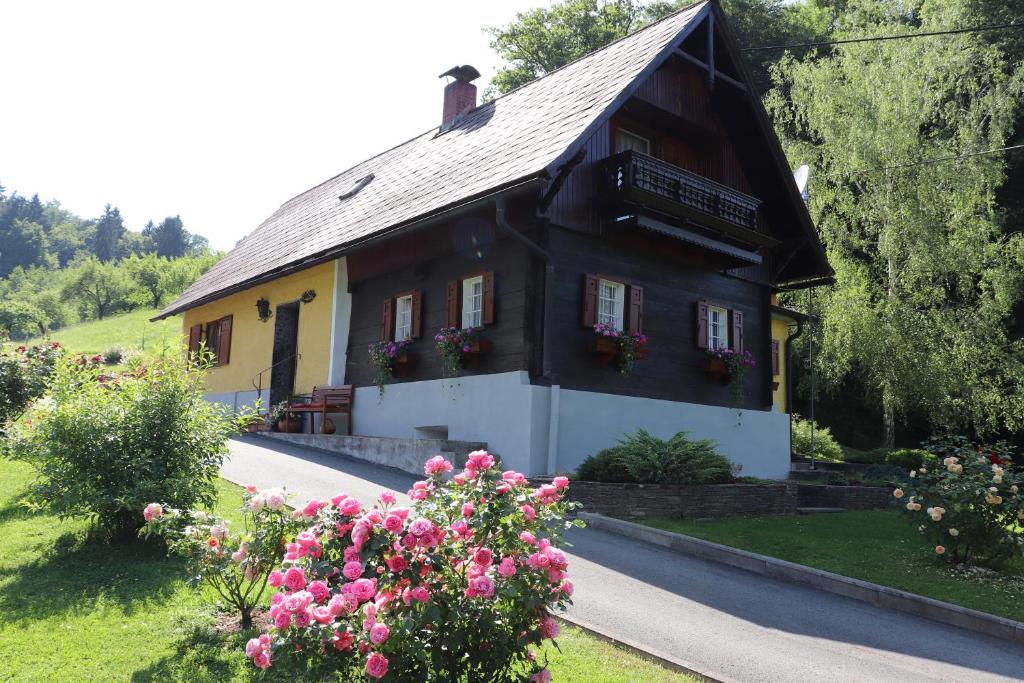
left=26, top=308, right=181, bottom=357
left=0, top=457, right=693, bottom=682
left=639, top=511, right=1024, bottom=623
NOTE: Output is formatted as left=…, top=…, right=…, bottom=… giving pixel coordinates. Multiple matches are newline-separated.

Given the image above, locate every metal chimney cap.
left=439, top=65, right=481, bottom=82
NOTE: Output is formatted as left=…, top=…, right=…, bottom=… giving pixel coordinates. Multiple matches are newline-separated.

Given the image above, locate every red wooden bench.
left=287, top=385, right=355, bottom=435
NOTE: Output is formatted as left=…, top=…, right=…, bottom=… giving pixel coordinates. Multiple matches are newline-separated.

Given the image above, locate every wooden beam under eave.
left=674, top=49, right=747, bottom=93
left=707, top=13, right=715, bottom=90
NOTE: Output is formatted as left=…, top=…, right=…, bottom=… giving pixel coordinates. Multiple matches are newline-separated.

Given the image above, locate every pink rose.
left=343, top=561, right=364, bottom=581
left=143, top=503, right=162, bottom=522
left=266, top=489, right=286, bottom=510
left=462, top=502, right=475, bottom=517
left=331, top=493, right=348, bottom=507
left=552, top=476, right=569, bottom=489
left=386, top=554, right=408, bottom=573
left=473, top=547, right=493, bottom=567
left=312, top=605, right=333, bottom=624
left=253, top=651, right=271, bottom=670
left=520, top=504, right=536, bottom=521
left=379, top=489, right=397, bottom=505
left=530, top=669, right=551, bottom=683
left=283, top=567, right=306, bottom=591
left=366, top=652, right=389, bottom=679
left=538, top=616, right=560, bottom=639
left=245, top=484, right=258, bottom=493
left=383, top=514, right=404, bottom=534
left=466, top=574, right=495, bottom=598
left=340, top=498, right=362, bottom=516
left=408, top=518, right=433, bottom=537
left=519, top=531, right=536, bottom=545
left=273, top=611, right=291, bottom=629
left=424, top=455, right=454, bottom=477
left=560, top=579, right=574, bottom=596
left=369, top=622, right=390, bottom=645
left=332, top=629, right=354, bottom=651
left=411, top=585, right=430, bottom=602
left=308, top=580, right=330, bottom=603
left=498, top=556, right=517, bottom=578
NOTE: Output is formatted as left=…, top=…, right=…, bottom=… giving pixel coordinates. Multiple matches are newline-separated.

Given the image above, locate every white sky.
left=0, top=1, right=542, bottom=251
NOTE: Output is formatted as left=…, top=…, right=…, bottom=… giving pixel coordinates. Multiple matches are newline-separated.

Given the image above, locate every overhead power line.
left=743, top=22, right=1023, bottom=52
left=828, top=143, right=1024, bottom=177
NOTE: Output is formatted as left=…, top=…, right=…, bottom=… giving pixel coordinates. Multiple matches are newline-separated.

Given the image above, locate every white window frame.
left=395, top=294, right=413, bottom=341
left=708, top=305, right=729, bottom=350
left=597, top=278, right=626, bottom=330
left=615, top=128, right=650, bottom=155
left=462, top=275, right=484, bottom=329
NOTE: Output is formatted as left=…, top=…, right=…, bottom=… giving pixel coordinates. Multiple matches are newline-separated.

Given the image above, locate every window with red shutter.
left=381, top=298, right=394, bottom=341
left=626, top=285, right=643, bottom=334
left=410, top=290, right=422, bottom=339
left=696, top=301, right=709, bottom=349
left=729, top=309, right=744, bottom=353
left=188, top=324, right=202, bottom=359
left=446, top=281, right=460, bottom=328
left=481, top=271, right=495, bottom=325
left=582, top=274, right=599, bottom=328
left=217, top=316, right=232, bottom=365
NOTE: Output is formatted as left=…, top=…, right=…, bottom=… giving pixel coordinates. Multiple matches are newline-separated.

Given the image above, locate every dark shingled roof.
left=156, top=2, right=709, bottom=319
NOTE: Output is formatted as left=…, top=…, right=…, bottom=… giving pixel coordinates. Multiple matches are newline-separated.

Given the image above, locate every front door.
left=269, top=302, right=300, bottom=406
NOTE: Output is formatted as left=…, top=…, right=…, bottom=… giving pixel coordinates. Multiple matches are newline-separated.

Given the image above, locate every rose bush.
left=245, top=451, right=581, bottom=681
left=895, top=435, right=1024, bottom=567
left=142, top=485, right=305, bottom=628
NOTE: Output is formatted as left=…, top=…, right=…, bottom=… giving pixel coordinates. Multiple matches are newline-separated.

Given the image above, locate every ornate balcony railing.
left=604, top=151, right=763, bottom=235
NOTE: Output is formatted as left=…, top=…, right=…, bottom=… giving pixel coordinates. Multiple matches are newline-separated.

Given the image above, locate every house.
left=154, top=0, right=831, bottom=479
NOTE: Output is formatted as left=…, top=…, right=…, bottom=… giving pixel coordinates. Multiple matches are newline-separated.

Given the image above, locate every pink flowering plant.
left=246, top=451, right=582, bottom=681
left=368, top=339, right=413, bottom=398
left=895, top=435, right=1024, bottom=567
left=142, top=485, right=305, bottom=629
left=434, top=326, right=481, bottom=377
left=592, top=322, right=648, bottom=376
left=704, top=347, right=756, bottom=403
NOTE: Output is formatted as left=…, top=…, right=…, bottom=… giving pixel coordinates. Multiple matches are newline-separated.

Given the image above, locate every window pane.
left=615, top=129, right=650, bottom=155
left=598, top=279, right=624, bottom=329
left=396, top=296, right=412, bottom=341
left=462, top=277, right=483, bottom=328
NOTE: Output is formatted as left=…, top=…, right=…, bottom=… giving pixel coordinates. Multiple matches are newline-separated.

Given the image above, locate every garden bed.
left=0, top=458, right=694, bottom=682
left=635, top=510, right=1024, bottom=623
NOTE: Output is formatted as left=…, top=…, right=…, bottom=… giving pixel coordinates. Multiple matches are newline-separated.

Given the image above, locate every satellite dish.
left=793, top=165, right=810, bottom=201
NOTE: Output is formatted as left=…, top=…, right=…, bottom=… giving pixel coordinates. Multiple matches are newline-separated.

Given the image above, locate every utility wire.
left=743, top=22, right=1023, bottom=52
left=828, top=143, right=1024, bottom=177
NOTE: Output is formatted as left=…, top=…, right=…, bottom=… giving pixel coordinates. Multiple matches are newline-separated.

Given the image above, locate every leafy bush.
left=245, top=452, right=580, bottom=681
left=143, top=485, right=306, bottom=628
left=861, top=464, right=906, bottom=487
left=844, top=447, right=890, bottom=464
left=102, top=347, right=124, bottom=365
left=576, top=430, right=732, bottom=485
left=895, top=435, right=1024, bottom=567
left=8, top=352, right=251, bottom=540
left=0, top=339, right=64, bottom=427
left=885, top=448, right=934, bottom=471
left=825, top=471, right=848, bottom=486
left=790, top=415, right=844, bottom=463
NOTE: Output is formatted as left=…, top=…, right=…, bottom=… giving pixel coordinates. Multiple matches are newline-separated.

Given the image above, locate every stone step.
left=796, top=507, right=846, bottom=514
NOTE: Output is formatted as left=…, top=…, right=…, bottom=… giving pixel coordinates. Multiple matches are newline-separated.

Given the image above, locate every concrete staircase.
left=260, top=432, right=486, bottom=477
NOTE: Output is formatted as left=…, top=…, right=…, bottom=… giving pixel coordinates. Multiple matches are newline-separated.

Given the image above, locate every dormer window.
left=615, top=128, right=650, bottom=155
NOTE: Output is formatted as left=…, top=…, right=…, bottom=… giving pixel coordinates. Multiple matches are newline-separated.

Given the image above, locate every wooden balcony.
left=603, top=151, right=771, bottom=246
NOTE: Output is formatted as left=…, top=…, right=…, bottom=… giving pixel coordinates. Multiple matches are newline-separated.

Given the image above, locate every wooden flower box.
left=391, top=351, right=418, bottom=378
left=701, top=357, right=729, bottom=383
left=460, top=339, right=493, bottom=367
left=589, top=337, right=648, bottom=366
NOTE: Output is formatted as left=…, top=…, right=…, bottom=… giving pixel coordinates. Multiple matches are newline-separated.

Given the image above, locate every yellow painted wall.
left=771, top=317, right=791, bottom=413
left=181, top=261, right=336, bottom=396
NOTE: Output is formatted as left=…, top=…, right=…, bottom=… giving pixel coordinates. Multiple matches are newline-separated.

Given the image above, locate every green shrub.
left=576, top=429, right=732, bottom=485
left=825, top=470, right=848, bottom=486
left=862, top=464, right=906, bottom=486
left=885, top=448, right=934, bottom=471
left=844, top=447, right=890, bottom=464
left=102, top=347, right=124, bottom=365
left=897, top=435, right=1024, bottom=567
left=0, top=340, right=64, bottom=427
left=8, top=351, right=252, bottom=541
left=790, top=415, right=844, bottom=463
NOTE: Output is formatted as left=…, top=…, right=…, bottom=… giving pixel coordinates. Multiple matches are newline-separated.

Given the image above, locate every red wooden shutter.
left=582, top=274, right=599, bottom=327
left=188, top=323, right=202, bottom=357
left=217, top=316, right=233, bottom=365
left=730, top=309, right=744, bottom=353
left=381, top=298, right=394, bottom=341
left=410, top=290, right=422, bottom=339
left=696, top=301, right=709, bottom=349
left=481, top=271, right=495, bottom=325
left=626, top=285, right=644, bottom=334
left=446, top=281, right=460, bottom=328
left=771, top=339, right=780, bottom=376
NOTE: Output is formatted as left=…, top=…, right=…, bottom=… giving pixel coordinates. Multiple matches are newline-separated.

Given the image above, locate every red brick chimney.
left=439, top=65, right=481, bottom=127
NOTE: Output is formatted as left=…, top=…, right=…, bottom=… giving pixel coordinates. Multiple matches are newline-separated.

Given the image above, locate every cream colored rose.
left=909, top=470, right=916, bottom=478
left=893, top=488, right=905, bottom=499
left=948, top=528, right=959, bottom=537
left=935, top=545, right=945, bottom=555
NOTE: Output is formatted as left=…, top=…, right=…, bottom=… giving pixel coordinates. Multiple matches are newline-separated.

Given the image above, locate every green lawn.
left=26, top=308, right=181, bottom=357
left=0, top=458, right=692, bottom=682
left=639, top=512, right=1024, bottom=622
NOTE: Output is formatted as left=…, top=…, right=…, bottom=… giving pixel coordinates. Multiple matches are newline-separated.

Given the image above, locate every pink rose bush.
left=142, top=485, right=306, bottom=628
left=897, top=435, right=1024, bottom=567
left=247, top=450, right=582, bottom=681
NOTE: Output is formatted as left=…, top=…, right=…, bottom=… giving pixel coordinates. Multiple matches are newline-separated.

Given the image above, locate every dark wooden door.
left=269, top=302, right=300, bottom=406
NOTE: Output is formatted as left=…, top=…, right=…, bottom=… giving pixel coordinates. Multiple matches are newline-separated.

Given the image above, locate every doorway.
left=269, top=302, right=300, bottom=406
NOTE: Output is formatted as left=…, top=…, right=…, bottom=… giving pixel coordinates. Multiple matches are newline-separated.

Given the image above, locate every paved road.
left=223, top=436, right=1024, bottom=683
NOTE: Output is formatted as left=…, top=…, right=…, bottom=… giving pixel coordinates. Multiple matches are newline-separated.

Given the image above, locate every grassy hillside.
left=26, top=308, right=182, bottom=357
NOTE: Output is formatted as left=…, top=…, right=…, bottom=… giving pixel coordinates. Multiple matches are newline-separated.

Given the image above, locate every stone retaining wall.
left=562, top=481, right=796, bottom=519
left=795, top=484, right=893, bottom=510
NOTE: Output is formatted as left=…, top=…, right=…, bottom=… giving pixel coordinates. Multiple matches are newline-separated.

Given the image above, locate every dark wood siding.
left=345, top=234, right=530, bottom=387
left=545, top=226, right=772, bottom=410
